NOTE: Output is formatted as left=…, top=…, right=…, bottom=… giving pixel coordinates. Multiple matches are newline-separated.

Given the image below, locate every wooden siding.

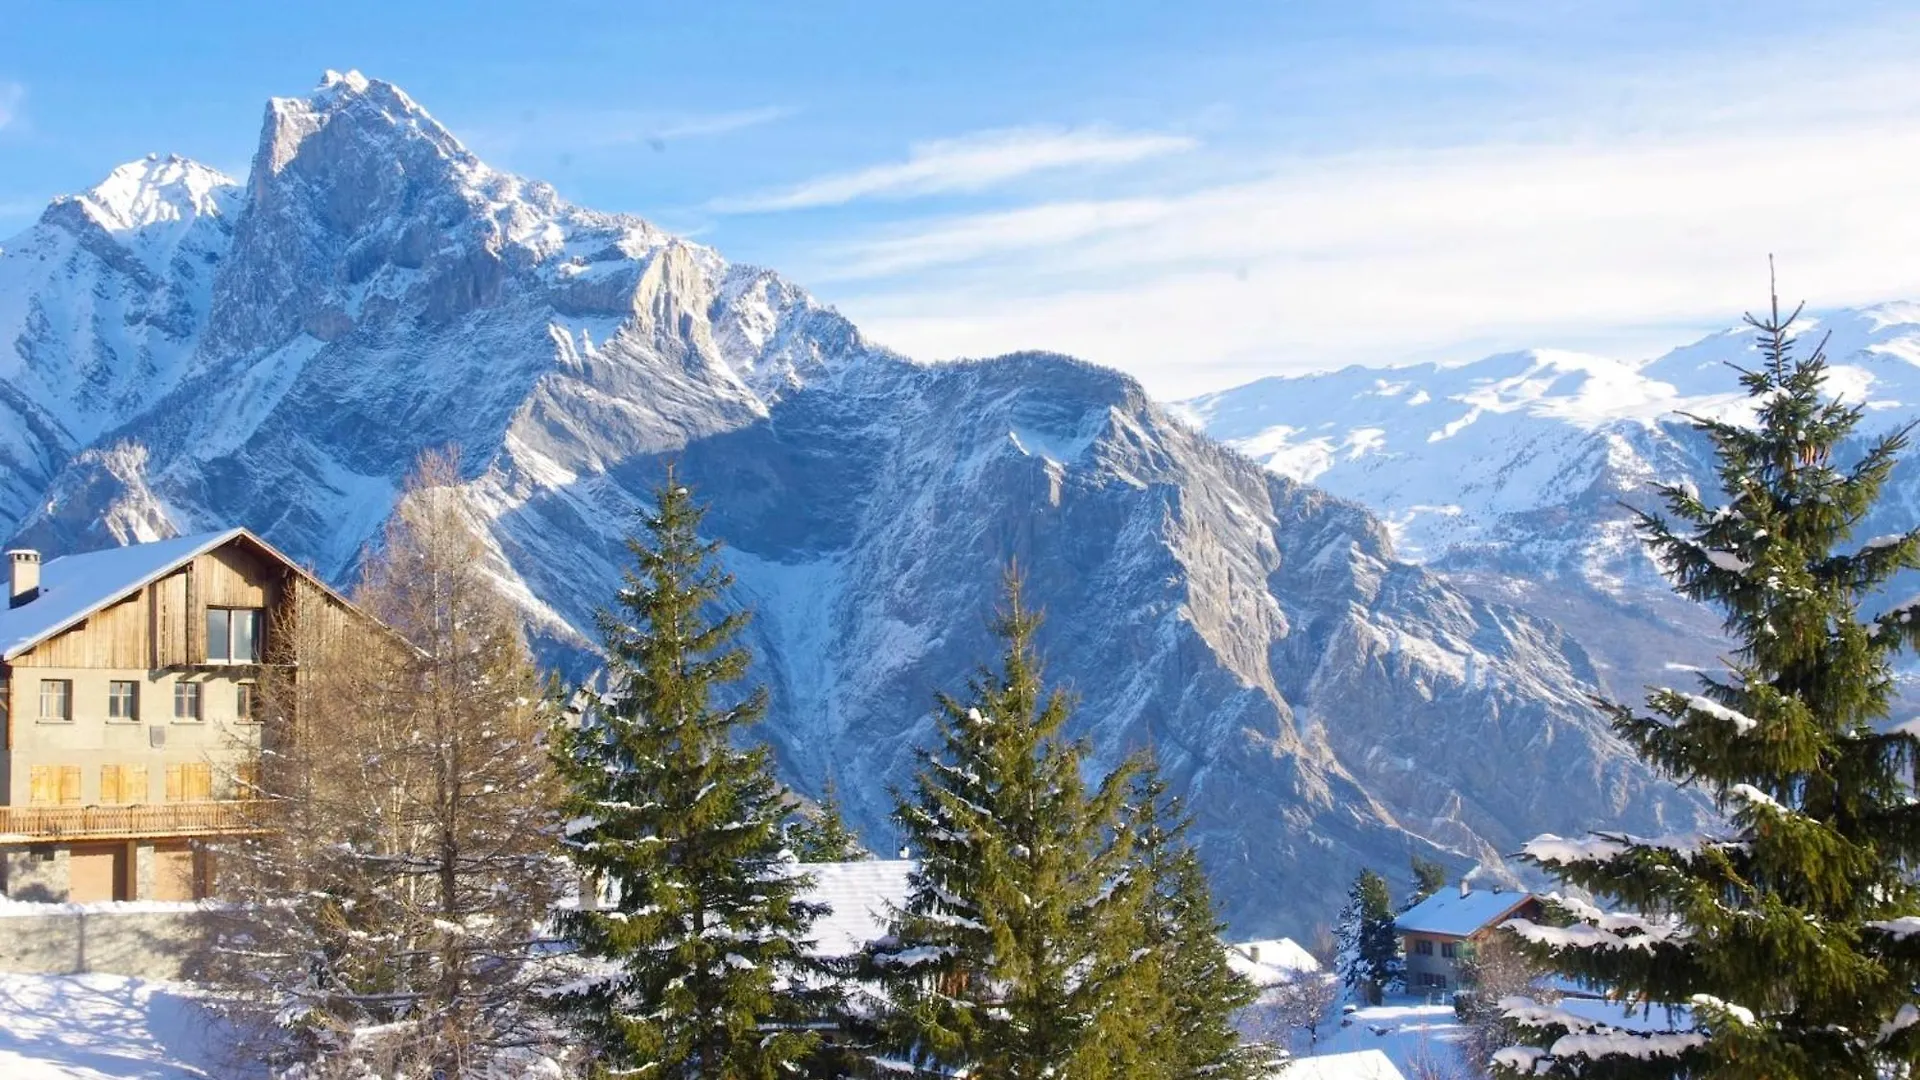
left=9, top=536, right=363, bottom=672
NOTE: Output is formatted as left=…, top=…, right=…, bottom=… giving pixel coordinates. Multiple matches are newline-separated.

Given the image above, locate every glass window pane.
left=236, top=683, right=255, bottom=720
left=39, top=680, right=69, bottom=720
left=206, top=609, right=230, bottom=662
left=234, top=609, right=259, bottom=662
left=174, top=682, right=200, bottom=720
left=109, top=681, right=137, bottom=719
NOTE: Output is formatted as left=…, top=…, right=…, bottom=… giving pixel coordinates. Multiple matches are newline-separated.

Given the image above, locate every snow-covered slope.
left=1181, top=306, right=1920, bottom=696
left=0, top=72, right=1710, bottom=936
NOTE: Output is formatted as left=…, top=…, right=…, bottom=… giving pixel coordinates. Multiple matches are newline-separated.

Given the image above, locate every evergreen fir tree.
left=1497, top=281, right=1920, bottom=1078
left=1335, top=870, right=1400, bottom=1006
left=793, top=777, right=870, bottom=863
left=550, top=473, right=835, bottom=1078
left=865, top=571, right=1142, bottom=1079
left=1124, top=766, right=1276, bottom=1079
left=1408, top=855, right=1448, bottom=908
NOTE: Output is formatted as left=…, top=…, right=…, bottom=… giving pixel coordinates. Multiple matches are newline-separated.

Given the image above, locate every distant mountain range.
left=0, top=71, right=1713, bottom=936
left=1178, top=307, right=1920, bottom=703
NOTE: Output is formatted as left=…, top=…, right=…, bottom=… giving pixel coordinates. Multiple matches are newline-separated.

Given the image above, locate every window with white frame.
left=38, top=679, right=71, bottom=722
left=109, top=680, right=139, bottom=721
left=174, top=682, right=202, bottom=721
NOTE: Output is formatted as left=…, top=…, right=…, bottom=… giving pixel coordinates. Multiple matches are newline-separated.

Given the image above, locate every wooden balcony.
left=0, top=800, right=265, bottom=842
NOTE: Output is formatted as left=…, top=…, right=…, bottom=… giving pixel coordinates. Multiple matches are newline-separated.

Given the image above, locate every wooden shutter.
left=59, top=765, right=81, bottom=805
left=166, top=764, right=183, bottom=802
left=29, top=765, right=53, bottom=805
left=189, top=763, right=213, bottom=801
left=100, top=765, right=121, bottom=805
left=235, top=762, right=259, bottom=795
left=123, top=764, right=148, bottom=804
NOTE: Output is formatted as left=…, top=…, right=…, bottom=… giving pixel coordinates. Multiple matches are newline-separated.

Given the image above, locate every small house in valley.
left=0, top=529, right=371, bottom=903
left=1395, top=881, right=1539, bottom=992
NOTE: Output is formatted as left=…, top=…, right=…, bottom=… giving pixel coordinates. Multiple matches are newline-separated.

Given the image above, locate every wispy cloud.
left=712, top=126, right=1197, bottom=213
left=647, top=105, right=794, bottom=142
left=0, top=82, right=24, bottom=131
left=470, top=103, right=794, bottom=155
left=800, top=28, right=1920, bottom=397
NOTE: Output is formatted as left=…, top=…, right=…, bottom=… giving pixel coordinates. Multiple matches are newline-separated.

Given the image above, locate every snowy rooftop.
left=1227, top=938, right=1321, bottom=986
left=803, top=859, right=913, bottom=958
left=0, top=530, right=245, bottom=661
left=1394, top=884, right=1533, bottom=938
left=1273, top=1049, right=1408, bottom=1080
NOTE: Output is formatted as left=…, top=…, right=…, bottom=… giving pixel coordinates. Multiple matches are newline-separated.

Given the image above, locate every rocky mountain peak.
left=57, top=154, right=239, bottom=235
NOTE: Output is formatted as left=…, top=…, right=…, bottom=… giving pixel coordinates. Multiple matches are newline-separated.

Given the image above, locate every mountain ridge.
left=0, top=71, right=1710, bottom=935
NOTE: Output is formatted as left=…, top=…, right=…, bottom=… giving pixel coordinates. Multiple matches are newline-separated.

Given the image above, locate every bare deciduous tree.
left=209, top=449, right=567, bottom=1076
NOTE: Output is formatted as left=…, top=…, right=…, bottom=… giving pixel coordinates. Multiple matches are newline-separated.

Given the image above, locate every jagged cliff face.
left=0, top=71, right=1709, bottom=935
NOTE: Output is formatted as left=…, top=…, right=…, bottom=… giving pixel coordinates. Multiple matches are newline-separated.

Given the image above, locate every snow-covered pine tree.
left=1496, top=282, right=1920, bottom=1078
left=1335, top=870, right=1399, bottom=1006
left=1124, top=766, right=1275, bottom=1079
left=550, top=473, right=835, bottom=1078
left=864, top=571, right=1141, bottom=1079
left=793, top=777, right=870, bottom=862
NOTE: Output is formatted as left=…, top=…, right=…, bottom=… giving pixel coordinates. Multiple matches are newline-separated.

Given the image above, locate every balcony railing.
left=0, top=800, right=265, bottom=842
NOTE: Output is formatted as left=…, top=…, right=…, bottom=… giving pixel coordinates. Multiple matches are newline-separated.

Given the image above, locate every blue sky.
left=5, top=0, right=1920, bottom=395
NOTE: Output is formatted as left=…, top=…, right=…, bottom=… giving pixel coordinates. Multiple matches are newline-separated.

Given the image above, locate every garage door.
left=151, top=843, right=195, bottom=901
left=67, top=844, right=126, bottom=903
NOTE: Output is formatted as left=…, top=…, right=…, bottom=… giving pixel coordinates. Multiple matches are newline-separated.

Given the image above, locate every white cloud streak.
left=712, top=126, right=1196, bottom=213
left=0, top=83, right=23, bottom=131
left=814, top=55, right=1920, bottom=398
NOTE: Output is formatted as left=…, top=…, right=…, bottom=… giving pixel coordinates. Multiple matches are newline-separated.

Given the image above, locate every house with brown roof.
left=1395, top=881, right=1539, bottom=992
left=0, top=529, right=371, bottom=903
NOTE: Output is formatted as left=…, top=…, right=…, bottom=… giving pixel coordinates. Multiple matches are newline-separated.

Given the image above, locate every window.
left=100, top=764, right=148, bottom=804
left=108, top=681, right=139, bottom=721
left=38, top=679, right=71, bottom=722
left=29, top=765, right=82, bottom=805
left=166, top=762, right=213, bottom=802
left=1414, top=939, right=1434, bottom=956
left=235, top=683, right=257, bottom=722
left=206, top=607, right=263, bottom=663
left=173, top=682, right=202, bottom=721
left=234, top=761, right=260, bottom=796
left=1441, top=942, right=1458, bottom=959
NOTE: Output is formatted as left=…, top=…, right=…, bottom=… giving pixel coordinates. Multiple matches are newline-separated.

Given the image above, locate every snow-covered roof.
left=1395, top=885, right=1533, bottom=938
left=802, top=859, right=913, bottom=958
left=1274, top=1049, right=1407, bottom=1080
left=1228, top=938, right=1322, bottom=986
left=0, top=530, right=246, bottom=660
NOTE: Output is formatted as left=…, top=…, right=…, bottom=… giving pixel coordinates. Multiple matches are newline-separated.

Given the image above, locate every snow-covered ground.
left=1306, top=997, right=1472, bottom=1079
left=0, top=972, right=250, bottom=1079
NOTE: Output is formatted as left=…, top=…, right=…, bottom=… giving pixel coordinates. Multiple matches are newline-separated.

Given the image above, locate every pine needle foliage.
left=551, top=472, right=835, bottom=1079
left=1123, top=766, right=1275, bottom=1080
left=1335, top=870, right=1400, bottom=1006
left=793, top=777, right=870, bottom=863
left=864, top=571, right=1143, bottom=1079
left=1498, top=282, right=1920, bottom=1078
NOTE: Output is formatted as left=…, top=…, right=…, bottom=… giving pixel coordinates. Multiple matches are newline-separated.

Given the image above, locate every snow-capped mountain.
left=0, top=72, right=1711, bottom=936
left=1181, top=306, right=1920, bottom=698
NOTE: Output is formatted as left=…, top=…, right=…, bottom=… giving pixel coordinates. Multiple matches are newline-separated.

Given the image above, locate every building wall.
left=4, top=665, right=262, bottom=806
left=1402, top=932, right=1466, bottom=989
left=0, top=907, right=216, bottom=981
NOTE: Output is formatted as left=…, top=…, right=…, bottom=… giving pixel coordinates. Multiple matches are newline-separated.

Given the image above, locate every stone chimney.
left=7, top=549, right=39, bottom=608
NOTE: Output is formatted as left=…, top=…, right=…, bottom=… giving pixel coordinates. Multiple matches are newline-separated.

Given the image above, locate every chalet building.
left=1395, top=881, right=1540, bottom=992
left=0, top=529, right=367, bottom=903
